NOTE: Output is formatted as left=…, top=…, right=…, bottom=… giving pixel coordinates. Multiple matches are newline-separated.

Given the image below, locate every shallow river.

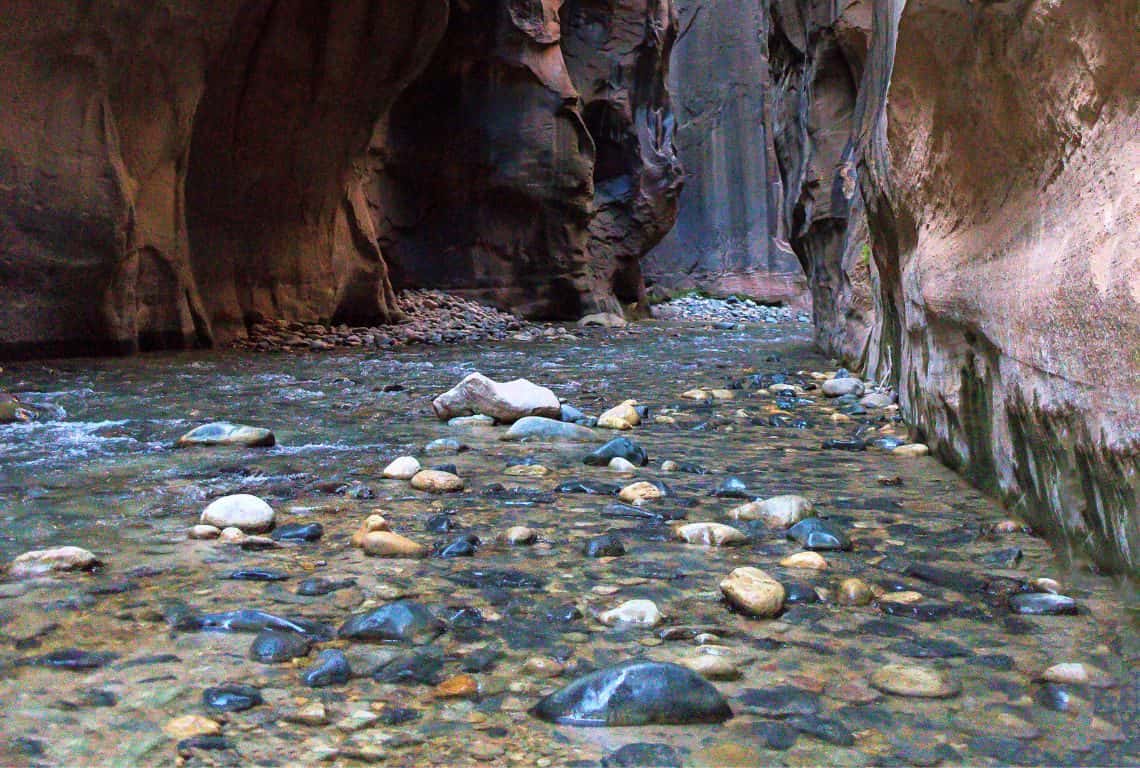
left=0, top=321, right=1136, bottom=767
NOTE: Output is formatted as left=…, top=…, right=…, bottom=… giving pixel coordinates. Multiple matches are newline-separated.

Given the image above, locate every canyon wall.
left=857, top=0, right=1139, bottom=574
left=0, top=0, right=680, bottom=356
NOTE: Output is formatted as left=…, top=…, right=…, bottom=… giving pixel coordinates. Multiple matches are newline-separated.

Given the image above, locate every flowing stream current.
left=0, top=320, right=1135, bottom=766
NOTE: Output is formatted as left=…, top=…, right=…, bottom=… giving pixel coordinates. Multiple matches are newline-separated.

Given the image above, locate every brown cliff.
left=0, top=0, right=680, bottom=355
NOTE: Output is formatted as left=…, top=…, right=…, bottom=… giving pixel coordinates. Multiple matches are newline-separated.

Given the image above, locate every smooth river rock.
left=303, top=649, right=352, bottom=687
left=599, top=599, right=663, bottom=627
left=720, top=567, right=785, bottom=618
left=338, top=601, right=444, bottom=645
left=249, top=630, right=311, bottom=663
left=731, top=495, right=814, bottom=527
left=431, top=373, right=560, bottom=423
left=176, top=422, right=275, bottom=448
left=585, top=437, right=649, bottom=467
left=382, top=456, right=421, bottom=480
left=504, top=417, right=598, bottom=442
left=409, top=470, right=464, bottom=493
left=530, top=661, right=732, bottom=726
left=9, top=546, right=100, bottom=579
left=360, top=530, right=427, bottom=558
left=200, top=494, right=276, bottom=533
left=674, top=522, right=748, bottom=547
left=870, top=664, right=960, bottom=698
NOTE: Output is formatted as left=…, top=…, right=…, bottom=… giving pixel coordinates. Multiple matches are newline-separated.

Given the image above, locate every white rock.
left=506, top=526, right=537, bottom=545
left=503, top=417, right=597, bottom=442
left=382, top=456, right=421, bottom=480
left=189, top=524, right=221, bottom=540
left=9, top=546, right=100, bottom=579
left=860, top=392, right=894, bottom=409
left=599, top=599, right=662, bottom=627
left=431, top=373, right=560, bottom=423
left=608, top=457, right=637, bottom=473
left=892, top=443, right=930, bottom=457
left=200, top=494, right=276, bottom=533
left=822, top=377, right=865, bottom=397
left=675, top=522, right=748, bottom=547
left=730, top=495, right=814, bottom=528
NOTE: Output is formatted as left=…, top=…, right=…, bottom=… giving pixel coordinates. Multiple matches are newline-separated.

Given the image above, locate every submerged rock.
left=249, top=630, right=311, bottom=663
left=431, top=373, right=560, bottom=423
left=360, top=530, right=428, bottom=558
left=202, top=684, right=263, bottom=712
left=720, top=567, right=785, bottom=618
left=271, top=522, right=323, bottom=543
left=870, top=664, right=960, bottom=698
left=409, top=470, right=464, bottom=493
left=584, top=437, right=649, bottom=467
left=200, top=494, right=275, bottom=533
left=302, top=649, right=352, bottom=687
left=20, top=649, right=118, bottom=670
left=583, top=533, right=626, bottom=558
left=9, top=546, right=100, bottom=579
left=0, top=392, right=34, bottom=423
left=175, top=609, right=334, bottom=640
left=599, top=599, right=663, bottom=627
left=787, top=518, right=851, bottom=551
left=338, top=601, right=444, bottom=645
left=530, top=661, right=732, bottom=726
left=674, top=522, right=748, bottom=546
left=1009, top=593, right=1078, bottom=615
left=176, top=422, right=275, bottom=448
left=505, top=417, right=597, bottom=442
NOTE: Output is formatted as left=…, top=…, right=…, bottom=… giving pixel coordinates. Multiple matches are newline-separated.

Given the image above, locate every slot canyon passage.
left=0, top=0, right=1137, bottom=765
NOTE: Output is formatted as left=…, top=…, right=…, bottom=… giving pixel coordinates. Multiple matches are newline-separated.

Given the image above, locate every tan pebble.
left=680, top=389, right=709, bottom=400
left=681, top=655, right=740, bottom=681
left=892, top=443, right=930, bottom=457
left=189, top=525, right=221, bottom=540
left=351, top=514, right=390, bottom=547
left=780, top=551, right=828, bottom=570
left=618, top=481, right=663, bottom=504
left=607, top=457, right=637, bottom=473
left=592, top=585, right=620, bottom=595
left=1031, top=577, right=1062, bottom=594
left=164, top=715, right=221, bottom=740
left=505, top=526, right=537, bottom=545
left=654, top=415, right=677, bottom=424
left=597, top=401, right=640, bottom=430
left=522, top=657, right=565, bottom=678
left=830, top=412, right=853, bottom=423
left=838, top=578, right=873, bottom=606
left=709, top=389, right=734, bottom=400
left=719, top=567, right=785, bottom=618
left=409, top=470, right=464, bottom=493
left=661, top=460, right=679, bottom=472
left=218, top=527, right=246, bottom=544
left=360, top=530, right=427, bottom=558
left=674, top=522, right=748, bottom=547
left=434, top=674, right=479, bottom=699
left=504, top=463, right=550, bottom=477
left=878, top=591, right=923, bottom=605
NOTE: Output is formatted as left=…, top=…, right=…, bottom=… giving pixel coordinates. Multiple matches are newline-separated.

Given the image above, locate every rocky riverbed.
left=0, top=319, right=1136, bottom=767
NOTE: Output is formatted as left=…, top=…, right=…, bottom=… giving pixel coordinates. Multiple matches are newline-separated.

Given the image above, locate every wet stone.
left=878, top=601, right=954, bottom=622
left=436, top=534, right=480, bottom=558
left=822, top=438, right=866, bottom=451
left=712, top=477, right=751, bottom=498
left=249, top=630, right=311, bottom=663
left=223, top=568, right=289, bottom=582
left=296, top=577, right=356, bottom=596
left=751, top=721, right=800, bottom=750
left=177, top=736, right=234, bottom=754
left=583, top=533, right=626, bottom=558
left=374, top=651, right=443, bottom=685
left=787, top=518, right=851, bottom=551
left=556, top=480, right=621, bottom=496
left=21, top=649, right=118, bottom=670
left=202, top=684, right=263, bottom=712
left=602, top=743, right=684, bottom=767
left=176, top=609, right=335, bottom=640
left=891, top=639, right=973, bottom=659
left=447, top=568, right=546, bottom=591
left=530, top=661, right=732, bottom=726
left=271, top=522, right=323, bottom=542
left=783, top=581, right=821, bottom=604
left=738, top=685, right=821, bottom=717
left=789, top=714, right=856, bottom=746
left=585, top=437, right=648, bottom=467
left=338, top=601, right=445, bottom=645
left=1009, top=592, right=1078, bottom=615
left=302, top=649, right=352, bottom=687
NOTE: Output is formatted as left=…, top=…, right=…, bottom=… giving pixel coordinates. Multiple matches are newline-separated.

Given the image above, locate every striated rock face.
left=0, top=0, right=680, bottom=355
left=855, top=0, right=1139, bottom=574
left=772, top=0, right=1138, bottom=574
left=645, top=0, right=808, bottom=306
